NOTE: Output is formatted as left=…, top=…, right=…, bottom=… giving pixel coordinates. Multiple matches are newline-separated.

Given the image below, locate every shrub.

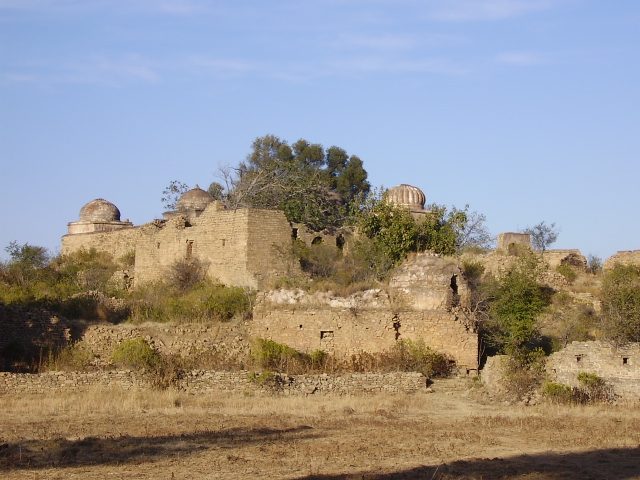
left=556, top=264, right=577, bottom=284
left=575, top=372, right=615, bottom=403
left=252, top=338, right=309, bottom=373
left=501, top=348, right=546, bottom=401
left=44, top=343, right=94, bottom=371
left=169, top=258, right=207, bottom=291
left=462, top=260, right=485, bottom=288
left=111, top=338, right=161, bottom=370
left=542, top=380, right=573, bottom=404
left=599, top=264, right=640, bottom=342
left=390, top=339, right=452, bottom=377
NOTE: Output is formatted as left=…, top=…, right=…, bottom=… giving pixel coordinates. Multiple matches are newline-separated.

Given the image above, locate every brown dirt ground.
left=1, top=379, right=639, bottom=480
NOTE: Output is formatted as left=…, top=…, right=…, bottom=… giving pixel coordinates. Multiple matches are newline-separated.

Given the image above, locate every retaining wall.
left=0, top=370, right=427, bottom=396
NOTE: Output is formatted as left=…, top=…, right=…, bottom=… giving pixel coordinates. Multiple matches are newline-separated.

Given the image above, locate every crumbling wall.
left=0, top=305, right=71, bottom=353
left=547, top=341, right=640, bottom=400
left=132, top=207, right=295, bottom=289
left=78, top=321, right=251, bottom=367
left=250, top=306, right=478, bottom=373
left=497, top=232, right=530, bottom=250
left=250, top=253, right=480, bottom=373
left=61, top=227, right=139, bottom=262
left=604, top=250, right=640, bottom=271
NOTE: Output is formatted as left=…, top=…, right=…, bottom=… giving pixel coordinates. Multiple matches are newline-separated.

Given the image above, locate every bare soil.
left=1, top=379, right=639, bottom=479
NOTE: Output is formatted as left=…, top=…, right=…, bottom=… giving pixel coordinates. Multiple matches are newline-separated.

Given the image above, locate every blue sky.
left=1, top=0, right=639, bottom=262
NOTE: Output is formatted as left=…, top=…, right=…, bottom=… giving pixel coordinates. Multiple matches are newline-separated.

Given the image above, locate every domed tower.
left=164, top=185, right=216, bottom=219
left=386, top=184, right=431, bottom=218
left=68, top=199, right=133, bottom=234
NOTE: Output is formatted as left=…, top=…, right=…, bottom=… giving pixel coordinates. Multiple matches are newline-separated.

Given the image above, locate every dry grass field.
left=1, top=379, right=640, bottom=480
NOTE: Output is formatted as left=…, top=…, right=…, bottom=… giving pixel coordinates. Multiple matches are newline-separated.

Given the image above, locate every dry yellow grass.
left=2, top=382, right=640, bottom=479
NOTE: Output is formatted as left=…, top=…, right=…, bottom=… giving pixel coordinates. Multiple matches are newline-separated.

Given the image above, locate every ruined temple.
left=62, top=184, right=484, bottom=372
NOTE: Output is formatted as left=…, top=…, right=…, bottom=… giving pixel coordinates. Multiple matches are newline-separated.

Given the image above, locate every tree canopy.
left=221, top=135, right=371, bottom=231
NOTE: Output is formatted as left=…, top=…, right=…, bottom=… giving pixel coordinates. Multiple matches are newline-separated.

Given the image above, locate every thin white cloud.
left=332, top=33, right=419, bottom=51
left=426, top=0, right=569, bottom=22
left=495, top=52, right=548, bottom=66
left=188, top=56, right=258, bottom=77
left=0, top=0, right=208, bottom=14
left=60, top=55, right=161, bottom=86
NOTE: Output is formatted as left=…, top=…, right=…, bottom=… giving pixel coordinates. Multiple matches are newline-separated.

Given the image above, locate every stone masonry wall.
left=604, top=250, right=640, bottom=271
left=133, top=207, right=295, bottom=289
left=0, top=370, right=427, bottom=396
left=251, top=305, right=478, bottom=373
left=61, top=227, right=139, bottom=262
left=547, top=341, right=640, bottom=400
left=0, top=304, right=71, bottom=353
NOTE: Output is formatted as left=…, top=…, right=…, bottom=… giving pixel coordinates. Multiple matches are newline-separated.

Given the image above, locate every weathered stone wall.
left=0, top=304, right=71, bottom=353
left=604, top=250, right=640, bottom=271
left=0, top=370, right=426, bottom=396
left=61, top=227, right=139, bottom=262
left=78, top=321, right=251, bottom=366
left=250, top=253, right=480, bottom=374
left=251, top=307, right=478, bottom=373
left=547, top=341, right=640, bottom=400
left=388, top=253, right=469, bottom=311
left=497, top=232, right=530, bottom=250
left=63, top=202, right=296, bottom=290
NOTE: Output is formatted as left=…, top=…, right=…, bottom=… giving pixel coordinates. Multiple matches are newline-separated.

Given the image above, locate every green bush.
left=111, top=338, right=161, bottom=370
left=128, top=280, right=254, bottom=324
left=390, top=339, right=452, bottom=377
left=542, top=381, right=573, bottom=404
left=252, top=338, right=308, bottom=372
left=556, top=264, right=577, bottom=284
left=45, top=343, right=94, bottom=371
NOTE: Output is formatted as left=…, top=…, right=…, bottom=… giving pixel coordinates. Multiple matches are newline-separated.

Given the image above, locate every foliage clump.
left=598, top=263, right=640, bottom=342
left=111, top=338, right=161, bottom=370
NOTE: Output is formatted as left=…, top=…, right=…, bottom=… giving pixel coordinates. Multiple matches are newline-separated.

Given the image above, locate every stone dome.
left=177, top=185, right=214, bottom=212
left=79, top=199, right=121, bottom=222
left=386, top=184, right=426, bottom=211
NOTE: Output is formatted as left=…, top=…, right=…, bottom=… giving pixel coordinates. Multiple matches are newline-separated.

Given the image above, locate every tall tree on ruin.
left=223, top=135, right=370, bottom=231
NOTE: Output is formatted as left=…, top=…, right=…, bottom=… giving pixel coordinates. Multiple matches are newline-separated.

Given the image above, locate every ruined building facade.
left=62, top=184, right=480, bottom=372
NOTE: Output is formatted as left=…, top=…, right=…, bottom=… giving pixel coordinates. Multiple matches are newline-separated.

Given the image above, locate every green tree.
left=523, top=221, right=559, bottom=251
left=3, top=241, right=50, bottom=287
left=599, top=263, right=640, bottom=342
left=483, top=252, right=551, bottom=354
left=357, top=193, right=470, bottom=268
left=224, top=135, right=370, bottom=231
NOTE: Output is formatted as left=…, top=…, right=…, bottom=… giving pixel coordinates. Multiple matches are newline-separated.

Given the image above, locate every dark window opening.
left=312, top=236, right=323, bottom=245
left=392, top=315, right=401, bottom=341
left=449, top=275, right=460, bottom=308
left=576, top=355, right=583, bottom=363
left=336, top=234, right=345, bottom=250
left=292, top=228, right=298, bottom=240
left=623, top=357, right=629, bottom=365
left=299, top=325, right=303, bottom=329
left=320, top=330, right=333, bottom=339
left=221, top=239, right=226, bottom=247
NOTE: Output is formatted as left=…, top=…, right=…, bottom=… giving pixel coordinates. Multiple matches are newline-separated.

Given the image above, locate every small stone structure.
left=547, top=341, right=640, bottom=400
left=497, top=232, right=531, bottom=251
